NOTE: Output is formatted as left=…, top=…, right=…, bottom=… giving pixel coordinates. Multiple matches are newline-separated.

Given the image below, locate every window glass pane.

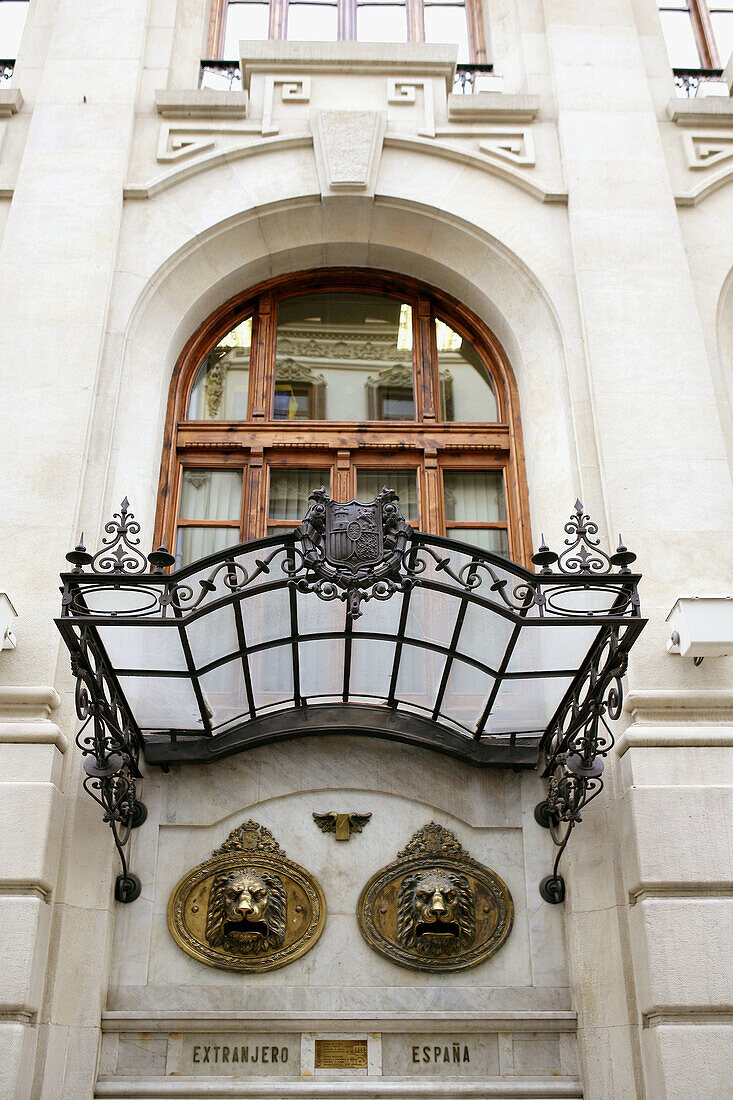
left=287, top=2, right=338, bottom=40
left=444, top=470, right=506, bottom=522
left=180, top=469, right=243, bottom=520
left=269, top=468, right=329, bottom=523
left=711, top=12, right=733, bottom=65
left=223, top=2, right=270, bottom=55
left=274, top=293, right=414, bottom=420
left=0, top=1, right=29, bottom=59
left=357, top=3, right=408, bottom=41
left=175, top=526, right=240, bottom=569
left=436, top=319, right=498, bottom=422
left=356, top=469, right=419, bottom=522
left=188, top=318, right=251, bottom=420
left=659, top=10, right=702, bottom=67
left=424, top=4, right=469, bottom=62
left=446, top=526, right=509, bottom=556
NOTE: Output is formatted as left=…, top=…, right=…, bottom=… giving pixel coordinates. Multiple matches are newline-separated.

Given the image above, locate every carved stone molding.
left=313, top=110, right=385, bottom=195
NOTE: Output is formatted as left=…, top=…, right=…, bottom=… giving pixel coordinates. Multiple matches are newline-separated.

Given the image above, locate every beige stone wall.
left=0, top=0, right=731, bottom=1096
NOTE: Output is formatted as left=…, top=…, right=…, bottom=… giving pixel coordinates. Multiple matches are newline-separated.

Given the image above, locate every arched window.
left=157, top=270, right=531, bottom=568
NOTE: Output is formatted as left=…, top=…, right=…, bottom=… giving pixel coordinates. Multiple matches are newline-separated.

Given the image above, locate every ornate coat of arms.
left=167, top=821, right=326, bottom=972
left=357, top=822, right=513, bottom=972
left=295, top=486, right=412, bottom=618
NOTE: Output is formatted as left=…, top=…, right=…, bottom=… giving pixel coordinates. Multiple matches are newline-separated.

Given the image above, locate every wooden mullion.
left=247, top=447, right=265, bottom=537
left=177, top=519, right=241, bottom=528
left=251, top=293, right=275, bottom=418
left=207, top=0, right=228, bottom=57
left=689, top=0, right=719, bottom=66
left=271, top=0, right=287, bottom=38
left=465, top=0, right=486, bottom=63
left=416, top=296, right=436, bottom=421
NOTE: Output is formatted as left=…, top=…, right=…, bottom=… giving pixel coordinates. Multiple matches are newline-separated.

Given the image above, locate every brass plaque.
left=314, top=1040, right=368, bottom=1070
left=168, top=820, right=326, bottom=972
left=357, top=822, right=513, bottom=972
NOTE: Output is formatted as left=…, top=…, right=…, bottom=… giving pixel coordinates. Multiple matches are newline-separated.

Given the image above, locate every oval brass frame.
left=357, top=822, right=513, bottom=973
left=167, top=821, right=326, bottom=972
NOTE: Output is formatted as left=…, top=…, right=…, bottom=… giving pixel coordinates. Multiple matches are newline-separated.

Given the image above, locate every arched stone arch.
left=98, top=183, right=592, bottom=559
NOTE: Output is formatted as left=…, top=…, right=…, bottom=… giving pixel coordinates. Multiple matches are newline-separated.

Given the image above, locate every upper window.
left=0, top=0, right=29, bottom=71
left=159, top=270, right=531, bottom=568
left=659, top=1, right=733, bottom=69
left=208, top=0, right=485, bottom=62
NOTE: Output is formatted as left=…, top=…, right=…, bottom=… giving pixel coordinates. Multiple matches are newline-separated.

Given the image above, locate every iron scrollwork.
left=532, top=502, right=639, bottom=904
left=61, top=499, right=168, bottom=901
left=295, top=486, right=413, bottom=618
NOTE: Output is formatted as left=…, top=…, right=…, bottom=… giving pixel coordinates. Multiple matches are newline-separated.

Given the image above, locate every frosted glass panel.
left=96, top=626, right=187, bottom=672
left=188, top=319, right=251, bottom=420
left=199, top=660, right=250, bottom=731
left=287, top=3, right=338, bottom=40
left=186, top=605, right=239, bottom=669
left=269, top=468, right=329, bottom=521
left=350, top=638, right=397, bottom=696
left=249, top=646, right=293, bottom=710
left=119, top=675, right=203, bottom=730
left=299, top=638, right=344, bottom=699
left=456, top=601, right=515, bottom=670
left=357, top=4, right=408, bottom=41
left=507, top=625, right=601, bottom=675
left=436, top=320, right=498, bottom=422
left=439, top=660, right=495, bottom=731
left=356, top=470, right=418, bottom=522
left=483, top=676, right=573, bottom=735
left=275, top=294, right=413, bottom=420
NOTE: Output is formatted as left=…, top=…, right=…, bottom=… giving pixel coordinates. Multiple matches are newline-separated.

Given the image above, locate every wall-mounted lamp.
left=666, top=596, right=733, bottom=666
left=0, top=591, right=18, bottom=649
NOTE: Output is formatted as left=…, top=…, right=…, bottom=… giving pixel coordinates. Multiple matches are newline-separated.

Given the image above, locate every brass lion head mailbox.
left=168, top=820, right=326, bottom=972
left=357, top=822, right=513, bottom=972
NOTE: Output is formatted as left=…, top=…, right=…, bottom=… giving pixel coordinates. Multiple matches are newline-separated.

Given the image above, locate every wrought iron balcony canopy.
left=56, top=492, right=645, bottom=903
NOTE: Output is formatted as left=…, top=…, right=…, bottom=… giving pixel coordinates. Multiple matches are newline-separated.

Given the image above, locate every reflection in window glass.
left=0, top=1, right=29, bottom=59
left=176, top=468, right=243, bottom=568
left=424, top=0, right=469, bottom=62
left=356, top=469, right=419, bottom=522
left=268, top=468, right=330, bottom=533
left=659, top=7, right=702, bottom=67
left=287, top=1, right=338, bottom=39
left=357, top=2, right=408, bottom=41
left=188, top=318, right=252, bottom=420
left=223, top=0, right=270, bottom=54
left=436, top=319, right=498, bottom=422
left=274, top=294, right=414, bottom=420
left=444, top=470, right=508, bottom=557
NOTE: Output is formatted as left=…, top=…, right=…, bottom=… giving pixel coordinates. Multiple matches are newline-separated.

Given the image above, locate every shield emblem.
left=325, top=499, right=383, bottom=568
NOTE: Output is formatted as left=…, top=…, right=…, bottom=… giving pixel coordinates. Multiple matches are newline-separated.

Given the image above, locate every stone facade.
left=0, top=1, right=732, bottom=1097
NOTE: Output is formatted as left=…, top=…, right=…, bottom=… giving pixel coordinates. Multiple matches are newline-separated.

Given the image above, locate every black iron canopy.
left=57, top=492, right=645, bottom=904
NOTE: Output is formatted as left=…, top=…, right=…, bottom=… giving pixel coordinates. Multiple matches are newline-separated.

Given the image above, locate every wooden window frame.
left=659, top=0, right=733, bottom=68
left=208, top=0, right=486, bottom=61
left=157, top=268, right=532, bottom=566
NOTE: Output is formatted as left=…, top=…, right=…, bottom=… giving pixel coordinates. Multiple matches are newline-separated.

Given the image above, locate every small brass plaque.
left=167, top=820, right=326, bottom=972
left=314, top=1039, right=368, bottom=1070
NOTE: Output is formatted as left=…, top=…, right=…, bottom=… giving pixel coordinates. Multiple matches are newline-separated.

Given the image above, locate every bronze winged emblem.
left=313, top=811, right=372, bottom=842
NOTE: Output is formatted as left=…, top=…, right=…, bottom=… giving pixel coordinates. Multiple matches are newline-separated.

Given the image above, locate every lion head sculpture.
left=396, top=869, right=475, bottom=957
left=205, top=868, right=287, bottom=955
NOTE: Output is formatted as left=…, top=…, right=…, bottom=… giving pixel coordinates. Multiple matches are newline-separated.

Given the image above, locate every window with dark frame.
left=208, top=0, right=486, bottom=61
left=158, top=271, right=532, bottom=570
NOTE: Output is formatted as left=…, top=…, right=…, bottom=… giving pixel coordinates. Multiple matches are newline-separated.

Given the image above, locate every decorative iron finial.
left=610, top=536, right=636, bottom=575
left=65, top=535, right=93, bottom=573
left=148, top=545, right=176, bottom=574
left=89, top=498, right=148, bottom=574
left=531, top=533, right=558, bottom=574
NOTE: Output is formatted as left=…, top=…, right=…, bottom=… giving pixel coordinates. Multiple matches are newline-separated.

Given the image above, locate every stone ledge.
left=448, top=93, right=540, bottom=123
left=155, top=89, right=248, bottom=119
left=101, top=1011, right=578, bottom=1034
left=623, top=689, right=733, bottom=728
left=0, top=686, right=61, bottom=714
left=0, top=89, right=22, bottom=117
left=667, top=96, right=733, bottom=126
left=239, top=41, right=457, bottom=91
left=0, top=721, right=68, bottom=753
left=95, top=1077, right=583, bottom=1098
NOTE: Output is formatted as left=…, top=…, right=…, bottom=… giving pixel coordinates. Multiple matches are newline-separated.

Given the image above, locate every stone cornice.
left=155, top=89, right=248, bottom=119
left=448, top=93, right=540, bottom=123
left=0, top=89, right=22, bottom=117
left=239, top=41, right=458, bottom=92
